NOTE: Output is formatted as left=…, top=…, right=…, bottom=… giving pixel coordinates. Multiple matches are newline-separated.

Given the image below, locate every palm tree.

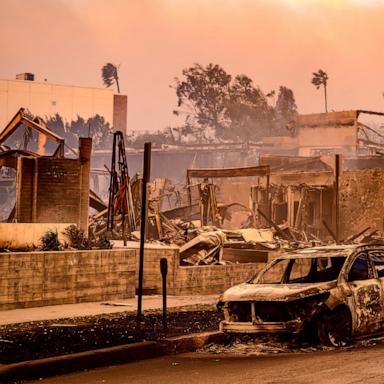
left=101, top=63, right=120, bottom=93
left=311, top=69, right=328, bottom=112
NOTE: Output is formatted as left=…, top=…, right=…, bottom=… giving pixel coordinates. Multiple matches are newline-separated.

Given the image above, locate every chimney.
left=16, top=73, right=35, bottom=81
left=78, top=137, right=93, bottom=235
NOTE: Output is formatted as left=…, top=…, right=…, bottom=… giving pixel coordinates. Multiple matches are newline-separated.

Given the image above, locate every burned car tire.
left=317, top=306, right=352, bottom=347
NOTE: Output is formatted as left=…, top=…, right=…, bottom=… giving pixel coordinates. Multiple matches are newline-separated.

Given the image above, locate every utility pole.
left=136, top=142, right=151, bottom=332
left=335, top=154, right=341, bottom=244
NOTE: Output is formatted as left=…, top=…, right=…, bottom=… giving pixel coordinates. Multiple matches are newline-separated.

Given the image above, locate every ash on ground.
left=0, top=305, right=222, bottom=364
left=199, top=334, right=384, bottom=356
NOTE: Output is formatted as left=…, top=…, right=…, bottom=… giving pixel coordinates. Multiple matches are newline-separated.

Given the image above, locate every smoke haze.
left=0, top=0, right=383, bottom=132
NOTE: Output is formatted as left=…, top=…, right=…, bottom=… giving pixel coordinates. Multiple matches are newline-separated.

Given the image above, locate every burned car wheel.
left=317, top=306, right=352, bottom=347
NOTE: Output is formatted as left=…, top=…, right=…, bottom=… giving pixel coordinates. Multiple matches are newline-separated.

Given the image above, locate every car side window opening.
left=315, top=256, right=345, bottom=282
left=257, top=259, right=290, bottom=284
left=369, top=251, right=384, bottom=278
left=288, top=257, right=344, bottom=283
left=288, top=258, right=312, bottom=283
left=255, top=256, right=346, bottom=284
left=348, top=254, right=371, bottom=282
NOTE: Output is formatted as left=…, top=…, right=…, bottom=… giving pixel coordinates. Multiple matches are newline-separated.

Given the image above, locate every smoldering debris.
left=96, top=160, right=331, bottom=264
left=89, top=163, right=384, bottom=266
left=3, top=110, right=384, bottom=258
left=199, top=334, right=384, bottom=356
left=179, top=231, right=227, bottom=266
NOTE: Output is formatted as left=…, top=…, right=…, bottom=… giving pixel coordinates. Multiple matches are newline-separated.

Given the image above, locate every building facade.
left=0, top=77, right=127, bottom=132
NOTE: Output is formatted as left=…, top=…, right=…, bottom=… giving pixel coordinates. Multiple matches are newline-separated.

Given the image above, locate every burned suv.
left=218, top=244, right=384, bottom=346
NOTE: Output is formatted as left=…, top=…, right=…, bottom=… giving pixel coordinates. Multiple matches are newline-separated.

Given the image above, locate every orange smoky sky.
left=0, top=0, right=383, bottom=132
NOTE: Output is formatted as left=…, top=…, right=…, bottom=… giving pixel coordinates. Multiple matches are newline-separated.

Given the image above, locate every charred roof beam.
left=0, top=108, right=65, bottom=157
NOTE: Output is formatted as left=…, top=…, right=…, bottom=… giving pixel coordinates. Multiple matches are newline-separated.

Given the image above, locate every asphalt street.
left=29, top=342, right=384, bottom=384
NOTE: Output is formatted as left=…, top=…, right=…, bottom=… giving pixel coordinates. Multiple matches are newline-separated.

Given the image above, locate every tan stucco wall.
left=297, top=126, right=357, bottom=148
left=0, top=79, right=114, bottom=129
left=0, top=223, right=75, bottom=249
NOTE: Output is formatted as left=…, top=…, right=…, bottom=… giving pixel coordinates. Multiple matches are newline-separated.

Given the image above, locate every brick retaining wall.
left=0, top=249, right=136, bottom=310
left=135, top=245, right=266, bottom=296
left=172, top=264, right=262, bottom=295
left=0, top=245, right=271, bottom=310
left=135, top=247, right=178, bottom=294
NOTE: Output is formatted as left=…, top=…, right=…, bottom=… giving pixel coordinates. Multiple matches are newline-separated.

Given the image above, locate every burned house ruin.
left=1, top=108, right=384, bottom=310
left=0, top=108, right=91, bottom=234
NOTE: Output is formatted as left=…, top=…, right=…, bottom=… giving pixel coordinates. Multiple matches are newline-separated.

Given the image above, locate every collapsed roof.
left=0, top=108, right=65, bottom=159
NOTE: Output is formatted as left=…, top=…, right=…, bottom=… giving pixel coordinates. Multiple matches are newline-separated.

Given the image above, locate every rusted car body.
left=218, top=244, right=384, bottom=346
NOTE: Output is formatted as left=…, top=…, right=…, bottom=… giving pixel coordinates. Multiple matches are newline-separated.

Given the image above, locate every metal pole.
left=335, top=154, right=340, bottom=244
left=107, top=133, right=117, bottom=231
left=187, top=172, right=192, bottom=221
left=266, top=175, right=271, bottom=221
left=160, top=258, right=168, bottom=332
left=136, top=142, right=151, bottom=332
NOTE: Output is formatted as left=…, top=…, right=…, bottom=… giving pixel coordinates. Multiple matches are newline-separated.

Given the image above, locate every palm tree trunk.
left=115, top=76, right=120, bottom=94
left=324, top=85, right=328, bottom=113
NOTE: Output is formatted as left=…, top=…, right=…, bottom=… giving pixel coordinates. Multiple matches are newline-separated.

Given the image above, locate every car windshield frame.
left=250, top=253, right=348, bottom=285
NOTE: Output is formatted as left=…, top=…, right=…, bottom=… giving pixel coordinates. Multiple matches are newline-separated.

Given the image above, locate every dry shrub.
left=40, top=229, right=62, bottom=251
left=63, top=225, right=90, bottom=250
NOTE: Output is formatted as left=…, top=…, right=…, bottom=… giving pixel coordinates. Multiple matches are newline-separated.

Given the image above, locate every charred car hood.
left=221, top=281, right=336, bottom=302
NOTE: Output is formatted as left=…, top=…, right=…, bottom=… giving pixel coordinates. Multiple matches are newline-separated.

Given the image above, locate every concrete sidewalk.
left=0, top=295, right=219, bottom=325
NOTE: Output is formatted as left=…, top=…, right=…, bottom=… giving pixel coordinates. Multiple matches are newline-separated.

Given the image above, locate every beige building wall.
left=0, top=79, right=114, bottom=129
left=297, top=126, right=357, bottom=156
left=0, top=223, right=74, bottom=249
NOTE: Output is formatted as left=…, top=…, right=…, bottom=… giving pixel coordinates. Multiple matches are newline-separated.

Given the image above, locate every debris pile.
left=179, top=231, right=226, bottom=266
left=89, top=161, right=333, bottom=266
left=3, top=110, right=384, bottom=260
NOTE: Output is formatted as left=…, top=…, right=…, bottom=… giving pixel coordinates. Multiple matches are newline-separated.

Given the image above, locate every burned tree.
left=172, top=63, right=276, bottom=142
left=226, top=75, right=274, bottom=141
left=274, top=86, right=298, bottom=134
left=172, top=63, right=231, bottom=142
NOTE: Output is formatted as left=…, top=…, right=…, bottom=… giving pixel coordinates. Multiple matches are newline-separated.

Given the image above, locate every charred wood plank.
left=257, top=208, right=291, bottom=240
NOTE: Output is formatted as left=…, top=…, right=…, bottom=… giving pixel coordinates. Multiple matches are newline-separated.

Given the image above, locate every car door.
left=347, top=252, right=384, bottom=336
left=368, top=250, right=384, bottom=329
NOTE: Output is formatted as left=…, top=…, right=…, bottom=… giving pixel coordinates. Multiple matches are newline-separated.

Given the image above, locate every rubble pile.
left=3, top=110, right=384, bottom=258
left=89, top=170, right=335, bottom=265
left=179, top=231, right=227, bottom=266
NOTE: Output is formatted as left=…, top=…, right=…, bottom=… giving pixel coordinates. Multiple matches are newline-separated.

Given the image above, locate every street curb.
left=0, top=331, right=226, bottom=383
left=163, top=330, right=227, bottom=354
